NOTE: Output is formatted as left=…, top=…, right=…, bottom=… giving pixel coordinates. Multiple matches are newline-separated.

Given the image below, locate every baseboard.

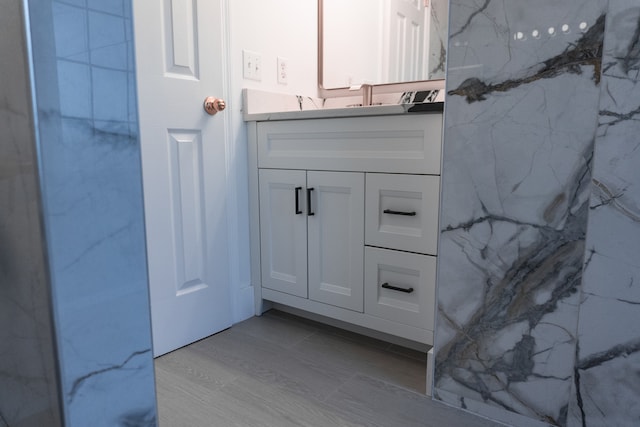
left=426, top=348, right=434, bottom=397
left=232, top=284, right=255, bottom=324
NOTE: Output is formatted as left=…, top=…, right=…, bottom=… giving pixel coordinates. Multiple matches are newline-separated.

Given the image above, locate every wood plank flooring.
left=155, top=310, right=503, bottom=427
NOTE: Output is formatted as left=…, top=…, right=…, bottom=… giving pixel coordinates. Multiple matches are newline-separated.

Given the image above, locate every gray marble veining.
left=428, top=0, right=449, bottom=79
left=8, top=0, right=159, bottom=424
left=449, top=14, right=605, bottom=103
left=568, top=2, right=640, bottom=426
left=436, top=0, right=640, bottom=426
left=435, top=1, right=607, bottom=425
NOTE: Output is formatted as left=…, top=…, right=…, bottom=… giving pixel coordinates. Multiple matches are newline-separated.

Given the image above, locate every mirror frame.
left=317, top=0, right=445, bottom=98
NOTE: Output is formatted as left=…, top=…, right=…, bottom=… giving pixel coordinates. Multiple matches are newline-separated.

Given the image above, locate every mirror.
left=319, top=0, right=448, bottom=96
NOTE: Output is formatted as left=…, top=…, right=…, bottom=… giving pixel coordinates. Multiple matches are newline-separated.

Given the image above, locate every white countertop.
left=241, top=88, right=444, bottom=122
left=243, top=102, right=444, bottom=121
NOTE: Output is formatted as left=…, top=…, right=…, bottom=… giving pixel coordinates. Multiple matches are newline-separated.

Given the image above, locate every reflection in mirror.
left=320, top=0, right=448, bottom=91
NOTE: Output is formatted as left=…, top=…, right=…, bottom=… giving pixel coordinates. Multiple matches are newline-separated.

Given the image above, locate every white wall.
left=323, top=0, right=384, bottom=88
left=226, top=0, right=318, bottom=323
left=230, top=0, right=318, bottom=97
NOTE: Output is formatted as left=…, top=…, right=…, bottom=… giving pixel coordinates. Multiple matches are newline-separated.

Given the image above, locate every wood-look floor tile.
left=154, top=345, right=237, bottom=391
left=292, top=330, right=427, bottom=393
left=154, top=312, right=504, bottom=427
left=191, top=328, right=351, bottom=401
left=324, top=373, right=430, bottom=427
left=190, top=327, right=283, bottom=362
left=325, top=374, right=504, bottom=427
left=231, top=311, right=318, bottom=348
left=157, top=371, right=299, bottom=427
left=155, top=366, right=234, bottom=426
left=219, top=375, right=366, bottom=427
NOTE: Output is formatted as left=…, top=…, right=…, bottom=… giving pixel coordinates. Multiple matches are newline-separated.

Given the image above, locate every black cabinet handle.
left=307, top=188, right=314, bottom=216
left=383, top=209, right=416, bottom=216
left=381, top=283, right=414, bottom=293
left=294, top=187, right=302, bottom=214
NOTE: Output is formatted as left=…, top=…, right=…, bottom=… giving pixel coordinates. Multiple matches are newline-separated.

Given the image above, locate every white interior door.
left=385, top=0, right=426, bottom=82
left=134, top=0, right=232, bottom=356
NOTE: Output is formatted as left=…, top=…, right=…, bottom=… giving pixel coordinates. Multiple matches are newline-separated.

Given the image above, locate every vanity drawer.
left=365, top=173, right=439, bottom=255
left=364, top=247, right=435, bottom=330
left=257, top=114, right=442, bottom=174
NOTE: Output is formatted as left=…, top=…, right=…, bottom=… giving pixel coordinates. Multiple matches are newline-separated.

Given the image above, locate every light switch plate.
left=243, top=50, right=262, bottom=81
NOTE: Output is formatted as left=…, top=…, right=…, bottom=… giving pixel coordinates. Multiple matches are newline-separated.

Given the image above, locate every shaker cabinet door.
left=307, top=171, right=365, bottom=312
left=259, top=169, right=308, bottom=298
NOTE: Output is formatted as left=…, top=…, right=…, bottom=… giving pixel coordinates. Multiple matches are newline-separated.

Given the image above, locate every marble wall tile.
left=435, top=1, right=607, bottom=426
left=92, top=68, right=129, bottom=121
left=0, top=1, right=62, bottom=425
left=59, top=0, right=86, bottom=7
left=87, top=0, right=124, bottom=16
left=88, top=10, right=127, bottom=69
left=428, top=0, right=448, bottom=79
left=26, top=0, right=157, bottom=425
left=568, top=1, right=640, bottom=426
left=52, top=2, right=88, bottom=61
left=56, top=60, right=92, bottom=118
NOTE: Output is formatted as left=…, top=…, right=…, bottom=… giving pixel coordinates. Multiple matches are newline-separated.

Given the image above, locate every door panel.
left=308, top=171, right=364, bottom=312
left=134, top=0, right=232, bottom=356
left=387, top=0, right=425, bottom=82
left=167, top=130, right=207, bottom=294
left=259, top=169, right=308, bottom=298
left=164, top=0, right=199, bottom=77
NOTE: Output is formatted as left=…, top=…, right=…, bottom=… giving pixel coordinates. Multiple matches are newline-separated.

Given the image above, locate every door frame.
left=217, top=0, right=246, bottom=324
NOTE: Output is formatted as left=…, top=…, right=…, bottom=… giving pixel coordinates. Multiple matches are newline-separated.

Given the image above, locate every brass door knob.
left=203, top=97, right=226, bottom=115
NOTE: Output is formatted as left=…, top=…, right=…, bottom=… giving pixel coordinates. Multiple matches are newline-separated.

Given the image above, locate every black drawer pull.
left=381, top=283, right=414, bottom=293
left=307, top=188, right=315, bottom=216
left=294, top=187, right=302, bottom=214
left=383, top=209, right=416, bottom=216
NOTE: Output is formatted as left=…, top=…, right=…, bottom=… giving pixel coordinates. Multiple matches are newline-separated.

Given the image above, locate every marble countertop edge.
left=243, top=102, right=444, bottom=122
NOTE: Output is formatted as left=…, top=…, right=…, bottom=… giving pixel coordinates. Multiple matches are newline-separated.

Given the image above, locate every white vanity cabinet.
left=259, top=169, right=365, bottom=312
left=247, top=112, right=443, bottom=345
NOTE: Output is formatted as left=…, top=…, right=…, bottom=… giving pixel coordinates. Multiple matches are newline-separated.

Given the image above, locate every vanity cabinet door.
left=307, top=171, right=365, bottom=312
left=259, top=169, right=308, bottom=298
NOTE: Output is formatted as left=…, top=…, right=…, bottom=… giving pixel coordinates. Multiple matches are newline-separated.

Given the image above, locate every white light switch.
left=243, top=50, right=262, bottom=81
